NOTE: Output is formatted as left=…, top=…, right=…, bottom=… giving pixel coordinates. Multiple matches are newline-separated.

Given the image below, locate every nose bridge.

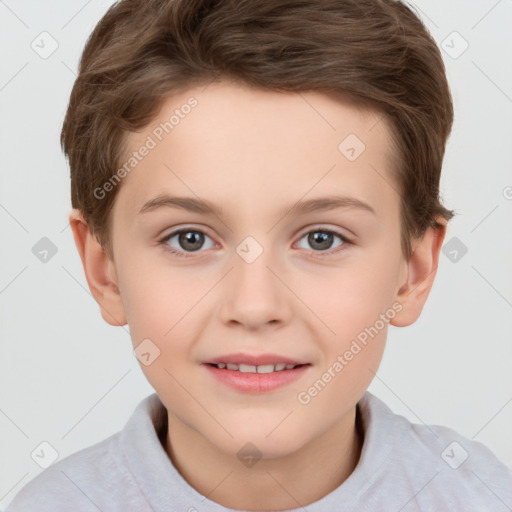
left=218, top=235, right=291, bottom=329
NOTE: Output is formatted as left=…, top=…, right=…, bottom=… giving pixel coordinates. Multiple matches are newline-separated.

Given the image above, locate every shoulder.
left=359, top=392, right=512, bottom=511
left=5, top=395, right=162, bottom=512
left=5, top=434, right=139, bottom=512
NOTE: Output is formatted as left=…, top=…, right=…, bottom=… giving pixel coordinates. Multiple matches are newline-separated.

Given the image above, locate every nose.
left=217, top=246, right=293, bottom=331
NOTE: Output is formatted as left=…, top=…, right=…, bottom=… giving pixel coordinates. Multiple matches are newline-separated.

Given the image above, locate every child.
left=7, top=0, right=511, bottom=510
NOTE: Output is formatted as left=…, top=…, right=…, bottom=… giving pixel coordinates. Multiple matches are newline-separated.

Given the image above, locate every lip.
left=203, top=352, right=309, bottom=366
left=202, top=353, right=311, bottom=393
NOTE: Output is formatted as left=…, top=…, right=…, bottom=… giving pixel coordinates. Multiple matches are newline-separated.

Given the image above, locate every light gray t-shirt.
left=6, top=392, right=512, bottom=511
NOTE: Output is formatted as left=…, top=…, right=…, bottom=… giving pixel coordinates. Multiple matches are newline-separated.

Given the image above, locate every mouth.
left=202, top=353, right=312, bottom=393
left=205, top=362, right=307, bottom=373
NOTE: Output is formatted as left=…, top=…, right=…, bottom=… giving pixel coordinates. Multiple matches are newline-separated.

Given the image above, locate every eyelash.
left=158, top=226, right=353, bottom=259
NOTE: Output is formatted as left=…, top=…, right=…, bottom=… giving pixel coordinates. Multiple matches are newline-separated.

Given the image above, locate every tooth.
left=219, top=362, right=299, bottom=373
left=239, top=364, right=257, bottom=373
left=256, top=364, right=275, bottom=374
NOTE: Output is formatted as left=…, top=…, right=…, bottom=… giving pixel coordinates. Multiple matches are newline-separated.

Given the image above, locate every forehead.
left=115, top=80, right=400, bottom=223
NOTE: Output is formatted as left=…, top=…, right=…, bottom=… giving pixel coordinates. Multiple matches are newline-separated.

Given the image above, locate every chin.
left=220, top=437, right=306, bottom=464
left=221, top=423, right=310, bottom=460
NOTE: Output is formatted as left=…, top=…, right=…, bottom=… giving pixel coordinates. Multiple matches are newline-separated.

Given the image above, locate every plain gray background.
left=1, top=0, right=511, bottom=508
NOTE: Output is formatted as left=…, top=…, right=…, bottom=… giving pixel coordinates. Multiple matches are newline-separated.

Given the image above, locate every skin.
left=70, top=80, right=447, bottom=510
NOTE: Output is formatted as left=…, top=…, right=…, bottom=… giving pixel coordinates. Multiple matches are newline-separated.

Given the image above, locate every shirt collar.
left=119, top=391, right=396, bottom=511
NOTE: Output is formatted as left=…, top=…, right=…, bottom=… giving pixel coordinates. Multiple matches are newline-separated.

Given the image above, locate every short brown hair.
left=61, top=0, right=455, bottom=260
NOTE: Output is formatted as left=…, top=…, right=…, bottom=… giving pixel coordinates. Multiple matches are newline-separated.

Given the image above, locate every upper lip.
left=203, top=353, right=309, bottom=366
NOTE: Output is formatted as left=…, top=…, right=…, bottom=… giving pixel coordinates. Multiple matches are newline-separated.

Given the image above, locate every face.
left=107, top=80, right=408, bottom=458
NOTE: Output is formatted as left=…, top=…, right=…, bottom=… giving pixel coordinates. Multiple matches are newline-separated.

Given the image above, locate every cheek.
left=116, top=259, right=210, bottom=386
left=118, top=256, right=209, bottom=343
left=296, top=266, right=395, bottom=412
left=305, top=254, right=400, bottom=344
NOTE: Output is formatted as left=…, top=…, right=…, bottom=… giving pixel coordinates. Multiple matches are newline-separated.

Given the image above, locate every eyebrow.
left=138, top=194, right=376, bottom=218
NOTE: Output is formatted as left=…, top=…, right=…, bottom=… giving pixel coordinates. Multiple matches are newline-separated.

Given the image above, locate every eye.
left=160, top=228, right=215, bottom=257
left=159, top=226, right=352, bottom=259
left=296, top=227, right=351, bottom=255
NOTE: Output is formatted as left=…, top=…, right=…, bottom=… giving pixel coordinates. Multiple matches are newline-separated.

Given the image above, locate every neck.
left=164, top=405, right=363, bottom=510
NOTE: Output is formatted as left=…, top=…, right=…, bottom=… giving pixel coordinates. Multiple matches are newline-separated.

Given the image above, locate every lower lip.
left=203, top=364, right=311, bottom=393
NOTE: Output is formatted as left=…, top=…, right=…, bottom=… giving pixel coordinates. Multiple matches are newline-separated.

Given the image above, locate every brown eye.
left=296, top=228, right=350, bottom=255
left=178, top=231, right=204, bottom=251
left=161, top=228, right=215, bottom=256
left=308, top=231, right=335, bottom=251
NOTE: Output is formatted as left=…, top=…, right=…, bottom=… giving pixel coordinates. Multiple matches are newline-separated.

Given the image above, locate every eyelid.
left=159, top=224, right=354, bottom=258
left=159, top=224, right=216, bottom=242
left=159, top=225, right=352, bottom=243
left=158, top=225, right=217, bottom=258
left=296, top=224, right=352, bottom=240
left=293, top=225, right=353, bottom=256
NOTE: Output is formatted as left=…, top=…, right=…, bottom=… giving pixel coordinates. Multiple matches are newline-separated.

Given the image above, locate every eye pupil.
left=179, top=231, right=204, bottom=251
left=308, top=231, right=333, bottom=250
left=167, top=228, right=343, bottom=256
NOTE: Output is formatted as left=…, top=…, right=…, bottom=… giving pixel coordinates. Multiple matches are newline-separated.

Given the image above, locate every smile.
left=203, top=362, right=311, bottom=393
left=208, top=362, right=303, bottom=373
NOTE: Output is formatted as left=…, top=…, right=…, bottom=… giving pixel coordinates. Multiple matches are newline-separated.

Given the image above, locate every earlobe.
left=69, top=209, right=127, bottom=327
left=390, top=219, right=447, bottom=327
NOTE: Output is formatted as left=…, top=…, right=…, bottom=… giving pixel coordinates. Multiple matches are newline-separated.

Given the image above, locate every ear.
left=69, top=209, right=127, bottom=326
left=390, top=218, right=447, bottom=327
